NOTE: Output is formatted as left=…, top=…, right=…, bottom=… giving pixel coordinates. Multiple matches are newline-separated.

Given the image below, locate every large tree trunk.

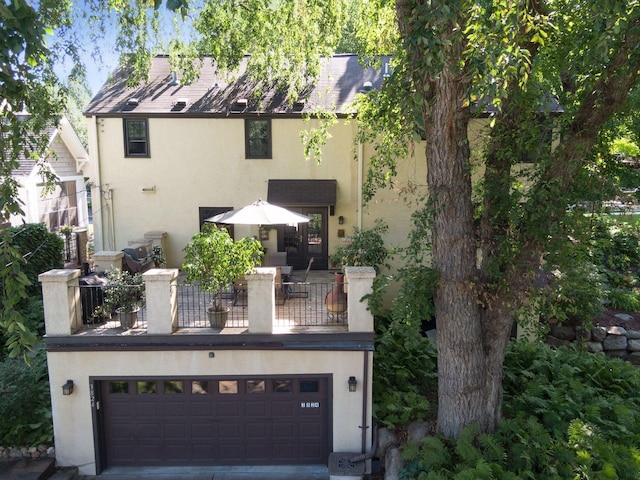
left=396, top=0, right=640, bottom=441
left=425, top=72, right=513, bottom=437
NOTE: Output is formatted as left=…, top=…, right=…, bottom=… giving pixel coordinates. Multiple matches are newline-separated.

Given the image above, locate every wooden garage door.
left=100, top=377, right=330, bottom=467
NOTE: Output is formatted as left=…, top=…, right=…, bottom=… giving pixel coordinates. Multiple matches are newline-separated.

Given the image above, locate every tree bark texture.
left=396, top=1, right=640, bottom=439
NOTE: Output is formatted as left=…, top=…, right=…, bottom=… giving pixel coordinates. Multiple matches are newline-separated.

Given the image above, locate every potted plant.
left=182, top=224, right=263, bottom=328
left=97, top=268, right=145, bottom=329
left=151, top=245, right=166, bottom=267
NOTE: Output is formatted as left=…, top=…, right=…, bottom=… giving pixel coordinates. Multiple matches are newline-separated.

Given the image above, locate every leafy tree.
left=78, top=0, right=640, bottom=439
left=0, top=0, right=76, bottom=355
left=65, top=65, right=92, bottom=149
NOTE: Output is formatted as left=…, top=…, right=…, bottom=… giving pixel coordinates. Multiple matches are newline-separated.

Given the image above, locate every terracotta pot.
left=325, top=273, right=347, bottom=316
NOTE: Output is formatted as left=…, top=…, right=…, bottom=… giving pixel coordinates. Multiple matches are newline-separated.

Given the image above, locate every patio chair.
left=287, top=257, right=314, bottom=298
left=233, top=275, right=247, bottom=306
left=274, top=267, right=287, bottom=305
left=267, top=251, right=287, bottom=267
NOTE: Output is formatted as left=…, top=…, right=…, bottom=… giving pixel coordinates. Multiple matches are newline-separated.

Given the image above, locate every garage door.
left=99, top=376, right=330, bottom=467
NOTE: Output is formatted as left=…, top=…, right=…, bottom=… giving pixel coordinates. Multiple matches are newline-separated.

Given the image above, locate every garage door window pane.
left=164, top=381, right=184, bottom=394
left=219, top=380, right=238, bottom=394
left=300, top=380, right=319, bottom=393
left=109, top=381, right=129, bottom=394
left=273, top=380, right=292, bottom=393
left=247, top=380, right=265, bottom=393
left=137, top=381, right=157, bottom=394
left=192, top=381, right=208, bottom=394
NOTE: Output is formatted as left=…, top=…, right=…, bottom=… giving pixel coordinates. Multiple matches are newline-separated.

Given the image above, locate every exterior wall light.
left=62, top=380, right=74, bottom=396
left=348, top=376, right=357, bottom=392
left=338, top=216, right=345, bottom=225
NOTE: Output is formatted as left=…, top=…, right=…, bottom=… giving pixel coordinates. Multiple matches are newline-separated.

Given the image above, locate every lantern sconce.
left=62, top=380, right=74, bottom=396
left=348, top=376, right=357, bottom=393
left=338, top=215, right=345, bottom=225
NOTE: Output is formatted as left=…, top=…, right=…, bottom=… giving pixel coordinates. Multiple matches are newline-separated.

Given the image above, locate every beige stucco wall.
left=359, top=117, right=491, bottom=301
left=48, top=348, right=373, bottom=476
left=89, top=113, right=491, bottom=274
left=90, top=116, right=361, bottom=267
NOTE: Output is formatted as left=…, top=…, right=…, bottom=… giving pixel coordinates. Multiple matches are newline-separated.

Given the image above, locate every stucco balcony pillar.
left=143, top=268, right=179, bottom=334
left=344, top=266, right=376, bottom=333
left=247, top=268, right=275, bottom=334
left=39, top=269, right=82, bottom=336
left=92, top=250, right=124, bottom=272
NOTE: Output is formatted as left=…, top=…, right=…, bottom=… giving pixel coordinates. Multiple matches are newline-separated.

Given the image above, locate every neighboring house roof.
left=84, top=54, right=390, bottom=117
left=10, top=116, right=90, bottom=178
left=11, top=124, right=57, bottom=176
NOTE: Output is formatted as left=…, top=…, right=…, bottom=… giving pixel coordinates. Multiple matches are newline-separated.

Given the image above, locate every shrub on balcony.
left=182, top=224, right=263, bottom=312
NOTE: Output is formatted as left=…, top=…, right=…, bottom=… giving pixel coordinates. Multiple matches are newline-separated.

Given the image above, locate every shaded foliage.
left=399, top=342, right=640, bottom=479
left=0, top=348, right=52, bottom=446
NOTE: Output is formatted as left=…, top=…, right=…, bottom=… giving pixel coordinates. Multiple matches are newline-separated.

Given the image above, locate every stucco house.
left=41, top=55, right=413, bottom=479
left=9, top=115, right=90, bottom=231
left=40, top=54, right=505, bottom=477
left=82, top=54, right=441, bottom=270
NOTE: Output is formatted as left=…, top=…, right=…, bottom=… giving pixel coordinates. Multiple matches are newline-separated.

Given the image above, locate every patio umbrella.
left=205, top=199, right=311, bottom=225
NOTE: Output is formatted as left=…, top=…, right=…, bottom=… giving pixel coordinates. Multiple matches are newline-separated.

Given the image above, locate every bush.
left=373, top=314, right=437, bottom=428
left=331, top=220, right=392, bottom=274
left=0, top=348, right=52, bottom=446
left=399, top=341, right=640, bottom=479
left=6, top=223, right=64, bottom=295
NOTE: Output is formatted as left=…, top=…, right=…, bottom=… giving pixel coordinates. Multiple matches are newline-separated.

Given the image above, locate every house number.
left=301, top=402, right=320, bottom=408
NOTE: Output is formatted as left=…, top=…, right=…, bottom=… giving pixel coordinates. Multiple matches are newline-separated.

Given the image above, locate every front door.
left=279, top=208, right=327, bottom=270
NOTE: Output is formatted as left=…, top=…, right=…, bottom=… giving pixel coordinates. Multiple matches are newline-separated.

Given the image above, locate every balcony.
left=39, top=267, right=375, bottom=344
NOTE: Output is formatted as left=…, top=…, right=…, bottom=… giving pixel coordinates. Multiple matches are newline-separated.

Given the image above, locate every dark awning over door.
left=267, top=179, right=337, bottom=207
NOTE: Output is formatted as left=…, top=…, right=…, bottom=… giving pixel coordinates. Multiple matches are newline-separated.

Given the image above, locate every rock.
left=31, top=450, right=41, bottom=458
left=591, top=327, right=607, bottom=342
left=575, top=326, right=591, bottom=341
left=37, top=445, right=48, bottom=453
left=550, top=325, right=575, bottom=341
left=614, top=313, right=635, bottom=322
left=627, top=330, right=640, bottom=340
left=385, top=446, right=403, bottom=480
left=628, top=353, right=640, bottom=366
left=603, top=335, right=628, bottom=351
left=9, top=447, right=22, bottom=458
left=587, top=341, right=604, bottom=353
left=629, top=339, right=640, bottom=351
left=605, top=349, right=628, bottom=359
left=407, top=421, right=430, bottom=443
left=46, top=446, right=55, bottom=456
left=376, top=428, right=398, bottom=457
left=546, top=335, right=572, bottom=348
left=606, top=326, right=627, bottom=336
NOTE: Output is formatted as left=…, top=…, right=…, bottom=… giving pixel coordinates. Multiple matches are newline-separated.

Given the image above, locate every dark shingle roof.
left=9, top=125, right=57, bottom=176
left=84, top=55, right=389, bottom=117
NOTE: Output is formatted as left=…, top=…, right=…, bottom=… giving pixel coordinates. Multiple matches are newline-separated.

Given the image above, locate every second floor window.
left=123, top=119, right=149, bottom=157
left=245, top=119, right=271, bottom=159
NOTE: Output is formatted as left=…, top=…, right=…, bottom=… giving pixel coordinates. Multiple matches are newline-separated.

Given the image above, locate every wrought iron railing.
left=76, top=279, right=347, bottom=332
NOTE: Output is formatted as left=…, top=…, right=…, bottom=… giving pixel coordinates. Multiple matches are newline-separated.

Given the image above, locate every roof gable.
left=10, top=116, right=89, bottom=178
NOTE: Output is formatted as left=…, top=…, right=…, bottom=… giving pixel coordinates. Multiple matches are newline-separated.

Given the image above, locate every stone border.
left=546, top=321, right=640, bottom=365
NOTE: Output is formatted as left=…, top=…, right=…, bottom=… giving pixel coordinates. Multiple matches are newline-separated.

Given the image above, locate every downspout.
left=88, top=116, right=104, bottom=250
left=361, top=349, right=369, bottom=454
left=357, top=141, right=364, bottom=229
left=88, top=116, right=115, bottom=250
left=351, top=350, right=377, bottom=465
